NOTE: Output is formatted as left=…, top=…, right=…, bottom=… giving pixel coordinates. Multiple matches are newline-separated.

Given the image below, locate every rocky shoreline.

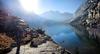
left=71, top=0, right=100, bottom=44
left=0, top=31, right=71, bottom=54
left=8, top=40, right=71, bottom=54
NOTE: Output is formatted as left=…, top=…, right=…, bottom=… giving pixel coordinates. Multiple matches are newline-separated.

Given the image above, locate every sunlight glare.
left=19, top=0, right=39, bottom=14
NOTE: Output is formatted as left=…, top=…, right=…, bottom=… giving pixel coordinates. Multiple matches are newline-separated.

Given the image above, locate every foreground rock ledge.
left=8, top=41, right=70, bottom=54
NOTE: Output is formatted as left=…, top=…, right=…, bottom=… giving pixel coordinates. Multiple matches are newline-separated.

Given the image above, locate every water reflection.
left=44, top=24, right=100, bottom=54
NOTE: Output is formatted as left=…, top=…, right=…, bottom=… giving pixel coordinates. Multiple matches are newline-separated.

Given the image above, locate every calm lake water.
left=44, top=24, right=100, bottom=54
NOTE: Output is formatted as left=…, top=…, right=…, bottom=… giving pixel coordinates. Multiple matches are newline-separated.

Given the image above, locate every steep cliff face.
left=72, top=0, right=100, bottom=42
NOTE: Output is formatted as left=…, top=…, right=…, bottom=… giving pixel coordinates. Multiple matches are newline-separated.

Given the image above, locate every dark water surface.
left=44, top=24, right=100, bottom=54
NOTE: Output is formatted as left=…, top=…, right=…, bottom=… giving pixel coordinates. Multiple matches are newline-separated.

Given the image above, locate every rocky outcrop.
left=30, top=34, right=52, bottom=47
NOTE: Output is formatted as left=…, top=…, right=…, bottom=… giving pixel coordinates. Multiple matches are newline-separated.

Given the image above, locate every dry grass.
left=0, top=33, right=14, bottom=49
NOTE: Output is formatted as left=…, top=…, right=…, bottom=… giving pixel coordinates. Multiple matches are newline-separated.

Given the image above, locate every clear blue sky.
left=39, top=0, right=85, bottom=14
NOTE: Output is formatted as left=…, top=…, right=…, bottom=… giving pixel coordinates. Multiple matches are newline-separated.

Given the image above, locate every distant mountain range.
left=40, top=11, right=73, bottom=22
left=11, top=10, right=73, bottom=27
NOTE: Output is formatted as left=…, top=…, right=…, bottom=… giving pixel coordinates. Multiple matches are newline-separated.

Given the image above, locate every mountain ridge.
left=40, top=11, right=73, bottom=22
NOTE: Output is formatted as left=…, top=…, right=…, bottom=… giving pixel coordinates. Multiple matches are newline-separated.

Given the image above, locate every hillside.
left=0, top=10, right=71, bottom=54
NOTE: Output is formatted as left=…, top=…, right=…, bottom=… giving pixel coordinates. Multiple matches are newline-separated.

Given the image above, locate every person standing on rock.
left=15, top=21, right=24, bottom=54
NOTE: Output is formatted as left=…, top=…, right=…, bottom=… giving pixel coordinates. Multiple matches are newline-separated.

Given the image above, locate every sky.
left=38, top=0, right=85, bottom=14
left=1, top=0, right=85, bottom=14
